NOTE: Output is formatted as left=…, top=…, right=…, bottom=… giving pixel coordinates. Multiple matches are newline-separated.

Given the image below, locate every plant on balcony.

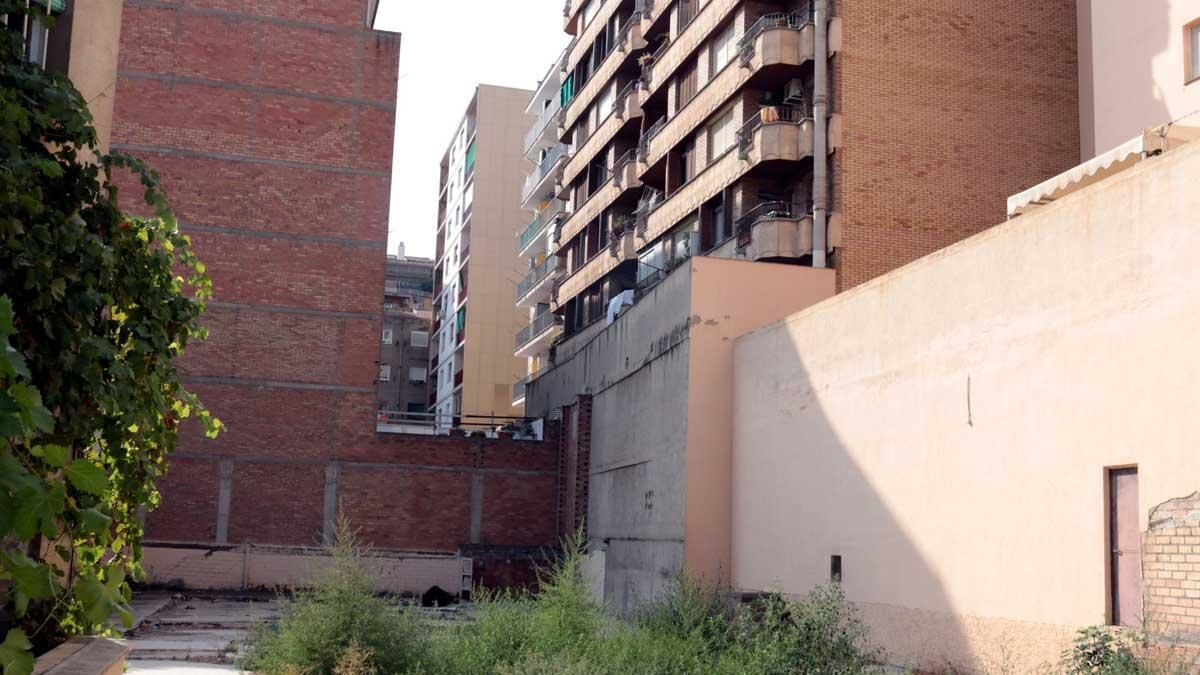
left=0, top=3, right=221, bottom=670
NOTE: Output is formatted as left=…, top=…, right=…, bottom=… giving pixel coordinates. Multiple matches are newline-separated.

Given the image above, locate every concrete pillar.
left=215, top=460, right=234, bottom=544
left=322, top=462, right=341, bottom=545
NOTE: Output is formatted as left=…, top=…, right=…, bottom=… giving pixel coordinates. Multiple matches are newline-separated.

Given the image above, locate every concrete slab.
left=125, top=661, right=243, bottom=674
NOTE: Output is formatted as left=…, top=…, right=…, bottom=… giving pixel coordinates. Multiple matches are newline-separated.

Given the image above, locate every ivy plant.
left=1, top=2, right=222, bottom=672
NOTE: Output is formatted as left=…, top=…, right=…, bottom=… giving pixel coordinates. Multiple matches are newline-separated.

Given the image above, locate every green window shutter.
left=455, top=308, right=466, bottom=333
left=39, top=0, right=67, bottom=13
left=464, top=141, right=476, bottom=172
left=560, top=74, right=575, bottom=107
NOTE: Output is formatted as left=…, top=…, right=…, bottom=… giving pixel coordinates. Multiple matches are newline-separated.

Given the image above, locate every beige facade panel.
left=557, top=171, right=629, bottom=246
left=562, top=109, right=626, bottom=187
left=561, top=28, right=630, bottom=134
left=731, top=141, right=1200, bottom=671
left=554, top=231, right=637, bottom=308
left=644, top=0, right=740, bottom=98
left=566, top=0, right=623, bottom=75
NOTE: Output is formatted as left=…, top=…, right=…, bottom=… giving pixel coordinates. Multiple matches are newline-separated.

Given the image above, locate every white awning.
left=1007, top=123, right=1198, bottom=218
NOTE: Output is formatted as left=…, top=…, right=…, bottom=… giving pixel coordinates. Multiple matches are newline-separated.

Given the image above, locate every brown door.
left=1109, top=468, right=1142, bottom=627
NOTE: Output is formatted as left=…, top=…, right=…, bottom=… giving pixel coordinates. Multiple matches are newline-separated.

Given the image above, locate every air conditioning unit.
left=783, top=79, right=807, bottom=106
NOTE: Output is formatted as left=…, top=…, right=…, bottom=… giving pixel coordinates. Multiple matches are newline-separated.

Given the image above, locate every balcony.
left=738, top=8, right=815, bottom=66
left=521, top=143, right=569, bottom=209
left=516, top=255, right=562, bottom=308
left=512, top=374, right=530, bottom=406
left=519, top=198, right=567, bottom=257
left=736, top=105, right=814, bottom=161
left=734, top=200, right=815, bottom=260
left=613, top=80, right=646, bottom=122
left=612, top=149, right=642, bottom=190
left=524, top=98, right=563, bottom=159
left=515, top=310, right=563, bottom=358
left=555, top=229, right=637, bottom=307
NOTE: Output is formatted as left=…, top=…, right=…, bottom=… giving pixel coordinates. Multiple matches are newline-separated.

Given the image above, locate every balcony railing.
left=614, top=10, right=643, bottom=51
left=737, top=105, right=813, bottom=157
left=637, top=117, right=668, bottom=161
left=523, top=98, right=563, bottom=156
left=517, top=255, right=561, bottom=300
left=739, top=7, right=814, bottom=64
left=519, top=199, right=567, bottom=253
left=735, top=200, right=812, bottom=250
left=513, top=374, right=530, bottom=403
left=613, top=80, right=641, bottom=119
left=640, top=36, right=671, bottom=84
left=516, top=311, right=564, bottom=351
left=522, top=143, right=569, bottom=204
left=633, top=187, right=664, bottom=235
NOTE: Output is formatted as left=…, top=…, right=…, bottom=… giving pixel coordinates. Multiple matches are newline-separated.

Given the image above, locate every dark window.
left=679, top=0, right=699, bottom=29
left=701, top=191, right=730, bottom=250
left=679, top=137, right=697, bottom=185
left=676, top=56, right=699, bottom=108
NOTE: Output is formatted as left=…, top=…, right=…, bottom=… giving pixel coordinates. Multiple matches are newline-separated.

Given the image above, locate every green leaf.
left=7, top=383, right=53, bottom=434
left=31, top=444, right=68, bottom=468
left=0, top=551, right=53, bottom=600
left=65, top=458, right=108, bottom=494
left=0, top=629, right=34, bottom=675
left=0, top=297, right=13, bottom=337
left=79, top=508, right=111, bottom=536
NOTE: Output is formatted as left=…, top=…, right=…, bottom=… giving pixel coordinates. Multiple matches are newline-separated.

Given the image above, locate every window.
left=409, top=367, right=428, bottom=383
left=411, top=331, right=429, bottom=347
left=582, top=0, right=599, bottom=29
left=381, top=328, right=393, bottom=345
left=711, top=23, right=736, bottom=74
left=708, top=107, right=736, bottom=161
left=407, top=402, right=425, bottom=414
left=679, top=0, right=699, bottom=30
left=598, top=82, right=616, bottom=121
left=1188, top=18, right=1200, bottom=84
left=379, top=365, right=391, bottom=382
left=679, top=137, right=697, bottom=185
left=637, top=242, right=666, bottom=287
left=676, top=57, right=699, bottom=108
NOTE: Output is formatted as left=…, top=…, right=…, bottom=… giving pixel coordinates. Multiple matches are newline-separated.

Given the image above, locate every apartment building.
left=520, top=0, right=1079, bottom=615
left=430, top=85, right=535, bottom=426
left=377, top=244, right=434, bottom=418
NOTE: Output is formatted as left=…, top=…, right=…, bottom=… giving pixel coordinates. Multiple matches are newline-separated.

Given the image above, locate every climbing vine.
left=0, top=2, right=222, bottom=672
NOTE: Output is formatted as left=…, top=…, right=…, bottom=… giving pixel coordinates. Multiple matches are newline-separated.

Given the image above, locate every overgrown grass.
left=244, top=525, right=883, bottom=674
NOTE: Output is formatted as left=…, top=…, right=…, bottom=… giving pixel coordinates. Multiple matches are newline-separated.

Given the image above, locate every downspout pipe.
left=812, top=0, right=829, bottom=268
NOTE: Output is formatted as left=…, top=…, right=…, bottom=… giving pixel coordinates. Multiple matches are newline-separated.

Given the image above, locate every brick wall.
left=556, top=398, right=592, bottom=540
left=835, top=0, right=1080, bottom=290
left=1144, top=493, right=1200, bottom=644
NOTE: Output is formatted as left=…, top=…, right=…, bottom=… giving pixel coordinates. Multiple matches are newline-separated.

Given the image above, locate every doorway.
left=1109, top=467, right=1142, bottom=627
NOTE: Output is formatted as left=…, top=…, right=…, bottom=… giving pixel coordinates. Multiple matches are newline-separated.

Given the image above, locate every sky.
left=374, top=1, right=571, bottom=260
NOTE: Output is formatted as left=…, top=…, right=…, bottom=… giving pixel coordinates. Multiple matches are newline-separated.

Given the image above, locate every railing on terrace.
left=637, top=117, right=668, bottom=160
left=516, top=311, right=564, bottom=351
left=517, top=255, right=562, bottom=300
left=519, top=199, right=567, bottom=253
left=739, top=7, right=814, bottom=64
left=633, top=187, right=664, bottom=235
left=735, top=200, right=812, bottom=250
left=614, top=10, right=644, bottom=51
left=523, top=98, right=563, bottom=155
left=614, top=80, right=641, bottom=117
left=736, top=105, right=812, bottom=156
left=640, top=36, right=671, bottom=83
left=612, top=148, right=638, bottom=179
left=376, top=410, right=539, bottom=436
left=522, top=143, right=569, bottom=204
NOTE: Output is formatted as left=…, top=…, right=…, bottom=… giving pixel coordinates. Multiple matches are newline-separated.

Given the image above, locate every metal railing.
left=522, top=143, right=569, bottom=204
left=517, top=255, right=562, bottom=300
left=735, top=200, right=812, bottom=249
left=640, top=36, right=671, bottom=83
left=523, top=98, right=563, bottom=156
left=613, top=80, right=641, bottom=118
left=736, top=105, right=813, bottom=156
left=519, top=199, right=566, bottom=253
left=633, top=187, right=664, bottom=234
left=615, top=10, right=644, bottom=51
left=515, top=311, right=564, bottom=351
left=377, top=410, right=538, bottom=435
left=739, top=7, right=814, bottom=64
left=612, top=148, right=638, bottom=183
left=512, top=374, right=530, bottom=402
left=638, top=117, right=668, bottom=160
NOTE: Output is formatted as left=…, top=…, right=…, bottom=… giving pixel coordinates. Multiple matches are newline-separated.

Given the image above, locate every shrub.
left=242, top=519, right=424, bottom=675
left=1061, top=626, right=1145, bottom=675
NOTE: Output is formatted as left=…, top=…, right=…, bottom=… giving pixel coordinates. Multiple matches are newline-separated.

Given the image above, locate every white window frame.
left=409, top=367, right=428, bottom=383
left=708, top=106, right=736, bottom=162
left=381, top=328, right=393, bottom=344
left=710, top=22, right=737, bottom=75
left=598, top=82, right=616, bottom=121
left=379, top=365, right=391, bottom=382
left=1187, top=18, right=1200, bottom=85
left=411, top=330, right=429, bottom=347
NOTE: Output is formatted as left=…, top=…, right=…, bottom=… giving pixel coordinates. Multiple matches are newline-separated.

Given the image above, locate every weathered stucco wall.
left=732, top=141, right=1200, bottom=672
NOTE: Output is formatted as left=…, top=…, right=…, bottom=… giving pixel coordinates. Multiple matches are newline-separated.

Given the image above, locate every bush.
left=242, top=519, right=424, bottom=675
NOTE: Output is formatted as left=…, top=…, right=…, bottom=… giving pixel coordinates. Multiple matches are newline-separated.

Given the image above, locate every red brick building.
left=110, top=1, right=561, bottom=570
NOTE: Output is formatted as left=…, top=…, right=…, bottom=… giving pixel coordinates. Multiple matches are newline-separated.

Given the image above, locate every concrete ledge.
left=34, top=637, right=130, bottom=675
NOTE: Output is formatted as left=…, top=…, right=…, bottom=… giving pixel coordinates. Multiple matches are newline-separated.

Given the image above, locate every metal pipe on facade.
left=812, top=0, right=829, bottom=268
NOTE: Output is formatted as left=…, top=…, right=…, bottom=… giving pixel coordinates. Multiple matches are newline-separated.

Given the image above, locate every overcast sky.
left=374, top=1, right=570, bottom=260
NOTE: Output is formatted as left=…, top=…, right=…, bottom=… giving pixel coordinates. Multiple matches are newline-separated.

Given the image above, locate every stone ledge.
left=34, top=637, right=131, bottom=675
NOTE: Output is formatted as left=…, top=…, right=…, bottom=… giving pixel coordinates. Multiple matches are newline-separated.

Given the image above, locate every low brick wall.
left=1144, top=493, right=1200, bottom=644
left=33, top=638, right=129, bottom=675
left=142, top=542, right=469, bottom=596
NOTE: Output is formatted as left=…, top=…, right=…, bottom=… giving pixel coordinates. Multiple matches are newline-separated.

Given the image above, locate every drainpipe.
left=811, top=0, right=829, bottom=268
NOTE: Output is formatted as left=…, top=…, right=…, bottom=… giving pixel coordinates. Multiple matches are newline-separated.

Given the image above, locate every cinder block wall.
left=834, top=0, right=1080, bottom=290
left=1144, top=493, right=1200, bottom=643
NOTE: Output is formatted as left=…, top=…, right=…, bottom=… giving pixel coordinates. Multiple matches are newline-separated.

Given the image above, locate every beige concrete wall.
left=143, top=544, right=467, bottom=595
left=1078, top=0, right=1200, bottom=159
left=65, top=0, right=124, bottom=153
left=731, top=141, right=1200, bottom=671
left=683, top=258, right=835, bottom=584
left=463, top=85, right=536, bottom=417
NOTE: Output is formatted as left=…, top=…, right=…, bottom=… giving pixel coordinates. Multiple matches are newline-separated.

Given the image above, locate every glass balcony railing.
left=522, top=143, right=569, bottom=204
left=523, top=98, right=563, bottom=156
left=519, top=199, right=567, bottom=253
left=517, top=255, right=561, bottom=300
left=515, top=311, right=563, bottom=351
